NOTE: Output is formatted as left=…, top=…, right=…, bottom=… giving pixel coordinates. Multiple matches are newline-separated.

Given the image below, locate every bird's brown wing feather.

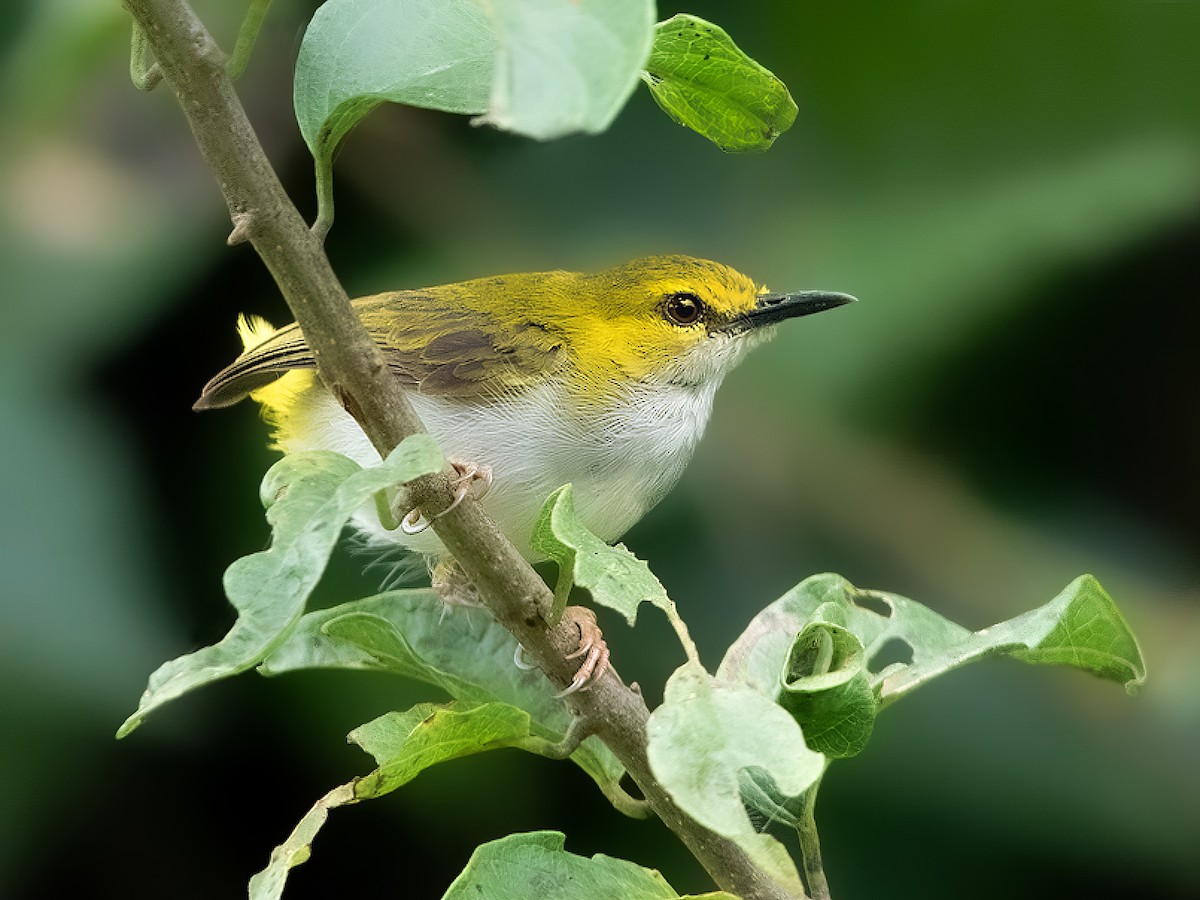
left=193, top=291, right=565, bottom=410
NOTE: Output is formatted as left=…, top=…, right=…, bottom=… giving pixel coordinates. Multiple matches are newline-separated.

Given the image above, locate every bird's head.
left=546, top=255, right=854, bottom=396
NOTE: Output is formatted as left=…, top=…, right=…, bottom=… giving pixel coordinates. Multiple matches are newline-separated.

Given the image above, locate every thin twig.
left=119, top=2, right=794, bottom=897
left=227, top=0, right=274, bottom=81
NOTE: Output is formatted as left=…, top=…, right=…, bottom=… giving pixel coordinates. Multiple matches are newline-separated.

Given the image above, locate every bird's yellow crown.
left=525, top=255, right=764, bottom=388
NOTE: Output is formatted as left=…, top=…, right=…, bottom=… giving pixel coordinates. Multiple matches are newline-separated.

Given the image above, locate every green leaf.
left=530, top=484, right=699, bottom=661
left=441, top=831, right=736, bottom=900
left=477, top=0, right=655, bottom=139
left=349, top=701, right=542, bottom=799
left=294, top=0, right=495, bottom=167
left=259, top=590, right=629, bottom=811
left=737, top=767, right=804, bottom=831
left=718, top=573, right=1147, bottom=712
left=321, top=611, right=438, bottom=683
left=642, top=14, right=797, bottom=152
left=294, top=0, right=652, bottom=233
left=250, top=701, right=544, bottom=900
left=1005, top=578, right=1148, bottom=689
left=778, top=617, right=876, bottom=758
left=247, top=783, right=355, bottom=900
left=646, top=662, right=823, bottom=897
left=117, top=438, right=442, bottom=737
left=530, top=484, right=664, bottom=623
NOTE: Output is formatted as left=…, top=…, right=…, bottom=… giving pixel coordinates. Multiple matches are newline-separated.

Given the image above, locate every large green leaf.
left=294, top=0, right=495, bottom=169
left=477, top=0, right=654, bottom=139
left=642, top=14, right=797, bottom=152
left=294, top=0, right=653, bottom=232
left=645, top=662, right=823, bottom=897
left=259, top=590, right=628, bottom=810
left=117, top=439, right=442, bottom=737
left=718, top=573, right=1146, bottom=711
left=249, top=701, right=547, bottom=900
left=441, top=831, right=737, bottom=900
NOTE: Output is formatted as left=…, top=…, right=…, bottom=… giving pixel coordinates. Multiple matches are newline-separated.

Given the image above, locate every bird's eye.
left=663, top=291, right=705, bottom=326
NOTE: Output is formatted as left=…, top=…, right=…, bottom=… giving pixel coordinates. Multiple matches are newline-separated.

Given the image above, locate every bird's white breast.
left=272, top=375, right=720, bottom=559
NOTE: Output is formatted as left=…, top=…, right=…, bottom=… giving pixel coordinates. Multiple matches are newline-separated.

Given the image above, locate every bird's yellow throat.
left=196, top=255, right=854, bottom=559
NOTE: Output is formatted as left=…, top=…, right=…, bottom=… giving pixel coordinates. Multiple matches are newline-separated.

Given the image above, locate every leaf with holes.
left=718, top=573, right=1146, bottom=712
left=118, top=439, right=443, bottom=738
left=530, top=485, right=698, bottom=664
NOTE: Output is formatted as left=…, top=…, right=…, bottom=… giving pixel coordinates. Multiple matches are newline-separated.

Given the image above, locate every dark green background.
left=2, top=2, right=1197, bottom=898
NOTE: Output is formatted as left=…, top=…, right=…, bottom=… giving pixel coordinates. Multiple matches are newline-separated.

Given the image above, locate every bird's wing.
left=193, top=291, right=566, bottom=410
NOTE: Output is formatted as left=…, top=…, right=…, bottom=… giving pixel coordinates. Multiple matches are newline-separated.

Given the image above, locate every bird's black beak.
left=725, top=290, right=856, bottom=334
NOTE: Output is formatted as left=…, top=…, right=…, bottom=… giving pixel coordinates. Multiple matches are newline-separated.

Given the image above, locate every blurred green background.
left=2, top=1, right=1198, bottom=897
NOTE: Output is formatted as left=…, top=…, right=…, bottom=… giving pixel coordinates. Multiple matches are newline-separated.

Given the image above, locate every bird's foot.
left=401, top=460, right=493, bottom=534
left=448, top=460, right=493, bottom=502
left=430, top=557, right=484, bottom=609
left=555, top=606, right=610, bottom=697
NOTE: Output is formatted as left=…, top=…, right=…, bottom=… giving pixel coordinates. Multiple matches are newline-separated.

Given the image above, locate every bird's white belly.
left=273, top=377, right=718, bottom=559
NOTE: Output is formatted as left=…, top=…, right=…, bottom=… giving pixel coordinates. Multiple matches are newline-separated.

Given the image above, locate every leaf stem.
left=797, top=780, right=831, bottom=900
left=373, top=489, right=401, bottom=531
left=666, top=602, right=701, bottom=666
left=312, top=152, right=336, bottom=241
left=228, top=0, right=274, bottom=81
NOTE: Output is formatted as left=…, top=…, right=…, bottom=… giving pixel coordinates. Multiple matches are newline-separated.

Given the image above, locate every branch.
left=120, top=2, right=794, bottom=897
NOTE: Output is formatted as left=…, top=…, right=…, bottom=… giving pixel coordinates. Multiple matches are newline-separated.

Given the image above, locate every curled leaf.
left=778, top=618, right=876, bottom=758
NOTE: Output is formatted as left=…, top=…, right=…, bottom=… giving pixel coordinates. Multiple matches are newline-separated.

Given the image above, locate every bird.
left=195, top=254, right=854, bottom=689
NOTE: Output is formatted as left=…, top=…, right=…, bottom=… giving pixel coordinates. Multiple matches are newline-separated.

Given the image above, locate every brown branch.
left=120, top=2, right=796, bottom=897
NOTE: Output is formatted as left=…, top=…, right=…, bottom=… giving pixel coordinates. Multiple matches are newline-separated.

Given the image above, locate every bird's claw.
left=554, top=606, right=610, bottom=698
left=400, top=460, right=493, bottom=534
left=449, top=461, right=493, bottom=502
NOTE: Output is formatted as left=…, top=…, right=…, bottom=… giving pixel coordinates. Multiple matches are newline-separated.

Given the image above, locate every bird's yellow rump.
left=196, top=255, right=854, bottom=560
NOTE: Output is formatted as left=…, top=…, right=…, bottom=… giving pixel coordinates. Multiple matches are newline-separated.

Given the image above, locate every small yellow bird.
left=196, top=255, right=853, bottom=562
